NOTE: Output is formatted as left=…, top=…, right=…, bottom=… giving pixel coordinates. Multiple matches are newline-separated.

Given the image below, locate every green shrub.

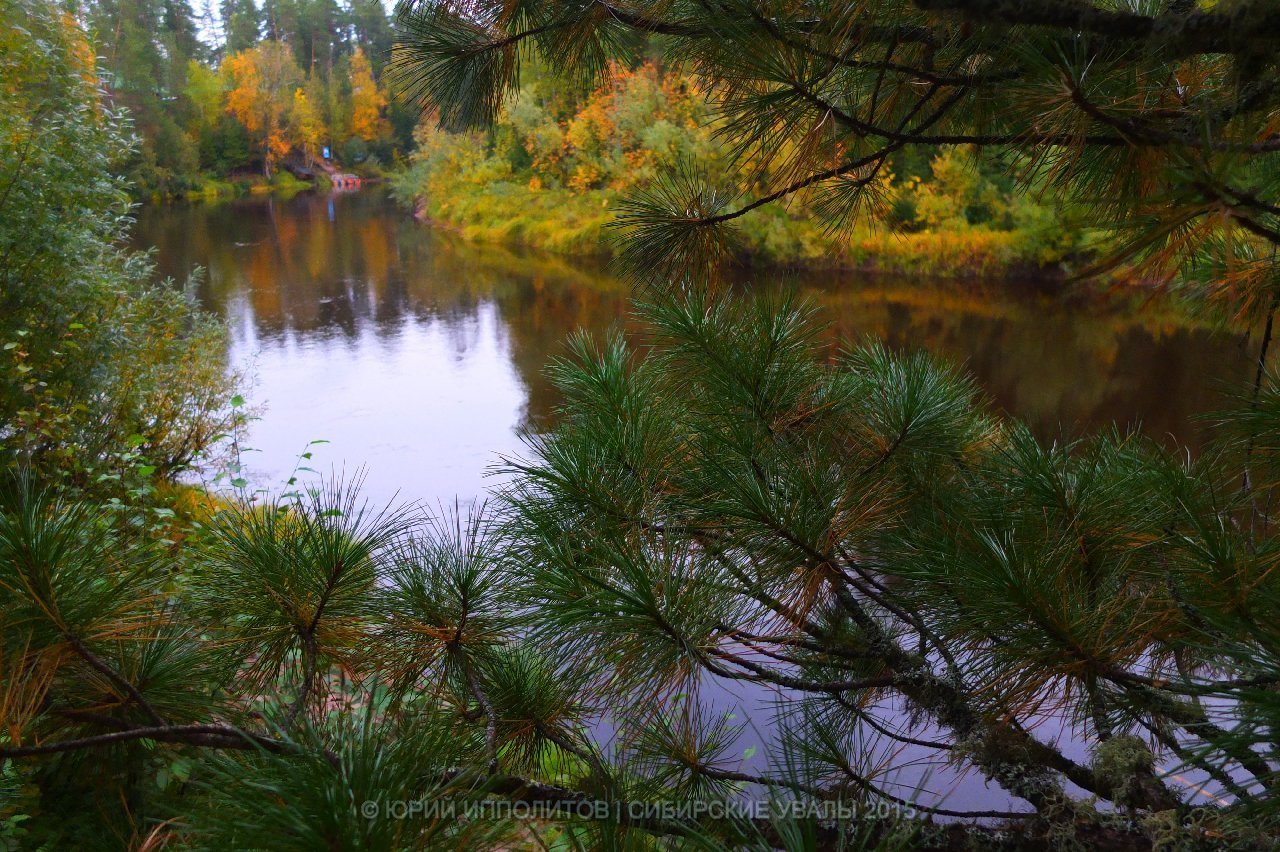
left=0, top=0, right=238, bottom=494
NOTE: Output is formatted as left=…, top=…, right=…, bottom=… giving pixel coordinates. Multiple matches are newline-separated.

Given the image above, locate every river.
left=132, top=187, right=1253, bottom=812
left=134, top=187, right=1252, bottom=507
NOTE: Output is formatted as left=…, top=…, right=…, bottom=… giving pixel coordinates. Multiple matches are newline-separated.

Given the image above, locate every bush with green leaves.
left=0, top=0, right=237, bottom=493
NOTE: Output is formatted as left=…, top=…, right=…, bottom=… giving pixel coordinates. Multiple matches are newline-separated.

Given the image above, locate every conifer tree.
left=86, top=0, right=206, bottom=193
left=220, top=0, right=261, bottom=53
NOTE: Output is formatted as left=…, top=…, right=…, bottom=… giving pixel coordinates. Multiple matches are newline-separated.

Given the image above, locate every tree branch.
left=0, top=723, right=293, bottom=758
left=912, top=0, right=1280, bottom=58
left=66, top=634, right=166, bottom=728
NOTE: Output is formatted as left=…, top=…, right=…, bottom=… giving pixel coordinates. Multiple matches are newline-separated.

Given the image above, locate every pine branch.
left=0, top=723, right=294, bottom=758
left=283, top=633, right=318, bottom=732
left=459, top=653, right=499, bottom=772
left=66, top=634, right=167, bottom=728
left=741, top=5, right=1016, bottom=86
left=704, top=646, right=896, bottom=694
left=790, top=71, right=1280, bottom=153
left=1124, top=706, right=1256, bottom=805
left=832, top=695, right=956, bottom=752
left=912, top=0, right=1280, bottom=58
left=716, top=624, right=877, bottom=663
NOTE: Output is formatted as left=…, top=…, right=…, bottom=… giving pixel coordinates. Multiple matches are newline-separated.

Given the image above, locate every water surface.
left=134, top=189, right=1252, bottom=504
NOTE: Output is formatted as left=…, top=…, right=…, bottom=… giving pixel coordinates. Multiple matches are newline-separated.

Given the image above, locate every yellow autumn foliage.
left=396, top=62, right=1092, bottom=275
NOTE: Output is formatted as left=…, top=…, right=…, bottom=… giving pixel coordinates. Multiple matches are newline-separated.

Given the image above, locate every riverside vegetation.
left=5, top=0, right=1280, bottom=851
left=393, top=60, right=1092, bottom=275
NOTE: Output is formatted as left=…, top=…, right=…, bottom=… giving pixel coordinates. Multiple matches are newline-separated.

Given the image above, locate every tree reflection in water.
left=133, top=189, right=1251, bottom=504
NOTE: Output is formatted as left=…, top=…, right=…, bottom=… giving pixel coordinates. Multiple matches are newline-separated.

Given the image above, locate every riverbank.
left=390, top=62, right=1099, bottom=280
left=398, top=178, right=1087, bottom=278
left=178, top=171, right=316, bottom=201
left=141, top=166, right=387, bottom=203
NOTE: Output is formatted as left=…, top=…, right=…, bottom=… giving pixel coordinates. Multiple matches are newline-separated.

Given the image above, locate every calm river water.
left=133, top=187, right=1254, bottom=811
left=135, top=188, right=1253, bottom=506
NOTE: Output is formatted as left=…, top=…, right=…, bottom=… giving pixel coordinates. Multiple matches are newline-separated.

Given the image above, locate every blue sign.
left=322, top=146, right=331, bottom=160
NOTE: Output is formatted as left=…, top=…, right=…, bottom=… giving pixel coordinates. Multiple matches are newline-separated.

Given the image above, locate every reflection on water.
left=134, top=189, right=1252, bottom=505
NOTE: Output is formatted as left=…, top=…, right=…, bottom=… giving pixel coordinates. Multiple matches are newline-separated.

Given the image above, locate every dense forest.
left=84, top=0, right=409, bottom=197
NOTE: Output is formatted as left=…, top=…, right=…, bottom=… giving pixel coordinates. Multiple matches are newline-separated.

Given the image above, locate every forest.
left=4, top=0, right=1280, bottom=849
left=84, top=0, right=408, bottom=197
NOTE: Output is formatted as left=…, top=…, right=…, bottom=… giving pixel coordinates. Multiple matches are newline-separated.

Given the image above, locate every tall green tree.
left=348, top=0, right=393, bottom=73
left=219, top=0, right=260, bottom=53
left=263, top=0, right=345, bottom=72
left=87, top=0, right=207, bottom=194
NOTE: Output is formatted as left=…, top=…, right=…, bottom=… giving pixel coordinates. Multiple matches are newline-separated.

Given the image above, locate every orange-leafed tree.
left=222, top=41, right=302, bottom=177
left=348, top=46, right=388, bottom=142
